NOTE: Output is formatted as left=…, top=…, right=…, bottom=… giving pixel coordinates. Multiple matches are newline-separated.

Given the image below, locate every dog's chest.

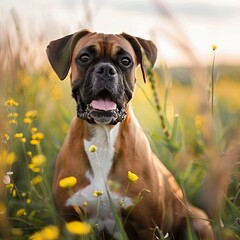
left=66, top=123, right=132, bottom=236
left=84, top=124, right=119, bottom=186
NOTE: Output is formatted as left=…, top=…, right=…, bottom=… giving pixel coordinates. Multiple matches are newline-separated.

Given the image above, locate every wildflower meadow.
left=1, top=8, right=240, bottom=240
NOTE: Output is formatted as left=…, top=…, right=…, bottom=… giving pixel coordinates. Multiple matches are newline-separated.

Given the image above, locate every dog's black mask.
left=71, top=59, right=133, bottom=125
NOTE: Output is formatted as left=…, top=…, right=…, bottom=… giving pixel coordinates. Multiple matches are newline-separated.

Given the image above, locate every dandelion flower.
left=65, top=221, right=92, bottom=236
left=16, top=208, right=27, bottom=217
left=127, top=171, right=139, bottom=183
left=59, top=176, right=77, bottom=189
left=89, top=145, right=97, bottom=152
left=93, top=190, right=104, bottom=197
left=29, top=225, right=59, bottom=240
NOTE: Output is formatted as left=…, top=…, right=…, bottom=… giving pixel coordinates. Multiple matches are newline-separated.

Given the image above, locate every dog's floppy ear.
left=120, top=33, right=157, bottom=82
left=46, top=29, right=90, bottom=80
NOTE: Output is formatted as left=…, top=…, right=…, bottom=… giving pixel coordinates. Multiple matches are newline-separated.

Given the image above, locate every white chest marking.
left=84, top=123, right=120, bottom=189
left=66, top=123, right=132, bottom=237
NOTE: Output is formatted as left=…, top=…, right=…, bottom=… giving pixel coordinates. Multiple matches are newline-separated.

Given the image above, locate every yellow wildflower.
left=31, top=175, right=43, bottom=185
left=65, top=221, right=92, bottom=236
left=5, top=98, right=19, bottom=107
left=9, top=119, right=17, bottom=125
left=89, top=145, right=97, bottom=152
left=14, top=133, right=24, bottom=139
left=59, top=176, right=77, bottom=189
left=23, top=117, right=32, bottom=124
left=127, top=171, right=139, bottom=183
left=28, top=163, right=40, bottom=173
left=212, top=45, right=217, bottom=51
left=29, top=225, right=59, bottom=240
left=27, top=151, right=33, bottom=157
left=31, top=155, right=46, bottom=167
left=12, top=189, right=17, bottom=198
left=5, top=183, right=14, bottom=189
left=7, top=113, right=18, bottom=118
left=26, top=198, right=31, bottom=204
left=21, top=138, right=26, bottom=143
left=16, top=208, right=27, bottom=217
left=6, top=152, right=17, bottom=165
left=93, top=190, right=104, bottom=197
left=32, top=132, right=44, bottom=140
left=25, top=110, right=38, bottom=119
left=0, top=150, right=16, bottom=165
left=30, top=139, right=39, bottom=145
left=31, top=127, right=38, bottom=133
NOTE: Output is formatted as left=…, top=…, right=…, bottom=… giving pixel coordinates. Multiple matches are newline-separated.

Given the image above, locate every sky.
left=1, top=0, right=240, bottom=66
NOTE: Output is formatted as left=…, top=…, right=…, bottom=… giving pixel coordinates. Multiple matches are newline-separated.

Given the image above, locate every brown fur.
left=53, top=106, right=214, bottom=239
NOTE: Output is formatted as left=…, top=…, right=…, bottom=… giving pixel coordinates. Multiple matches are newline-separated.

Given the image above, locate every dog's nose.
left=95, top=63, right=117, bottom=78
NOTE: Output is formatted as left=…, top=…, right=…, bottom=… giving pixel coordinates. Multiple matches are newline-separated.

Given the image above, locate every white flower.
left=3, top=175, right=11, bottom=184
left=3, top=172, right=13, bottom=184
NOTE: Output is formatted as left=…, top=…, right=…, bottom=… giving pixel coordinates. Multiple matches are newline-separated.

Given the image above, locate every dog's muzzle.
left=75, top=94, right=127, bottom=125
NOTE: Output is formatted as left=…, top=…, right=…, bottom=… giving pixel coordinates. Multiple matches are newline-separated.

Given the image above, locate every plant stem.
left=148, top=67, right=170, bottom=138
left=211, top=50, right=216, bottom=117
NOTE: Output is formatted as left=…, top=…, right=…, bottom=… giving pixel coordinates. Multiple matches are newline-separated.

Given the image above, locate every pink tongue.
left=90, top=99, right=117, bottom=111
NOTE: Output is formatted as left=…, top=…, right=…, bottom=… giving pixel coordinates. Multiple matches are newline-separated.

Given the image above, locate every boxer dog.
left=47, top=29, right=214, bottom=239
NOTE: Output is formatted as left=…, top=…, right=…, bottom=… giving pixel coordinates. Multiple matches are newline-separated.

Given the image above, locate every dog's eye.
left=121, top=57, right=131, bottom=66
left=78, top=54, right=90, bottom=63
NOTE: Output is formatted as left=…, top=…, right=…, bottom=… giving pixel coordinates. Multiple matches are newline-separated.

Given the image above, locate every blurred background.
left=0, top=0, right=240, bottom=239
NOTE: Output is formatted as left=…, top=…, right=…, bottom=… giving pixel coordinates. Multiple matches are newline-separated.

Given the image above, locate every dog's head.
left=47, top=29, right=157, bottom=125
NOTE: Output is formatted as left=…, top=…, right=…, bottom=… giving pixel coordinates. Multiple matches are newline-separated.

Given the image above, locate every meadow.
left=0, top=10, right=240, bottom=240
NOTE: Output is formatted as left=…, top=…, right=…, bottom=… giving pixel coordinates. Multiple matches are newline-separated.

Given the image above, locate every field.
left=1, top=10, right=240, bottom=240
